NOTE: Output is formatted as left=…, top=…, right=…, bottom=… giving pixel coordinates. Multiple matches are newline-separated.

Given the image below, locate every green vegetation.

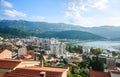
left=90, top=57, right=104, bottom=71
left=90, top=48, right=104, bottom=71
left=90, top=48, right=103, bottom=55
left=0, top=44, right=3, bottom=49
left=112, top=51, right=118, bottom=57
left=68, top=55, right=90, bottom=77
left=38, top=30, right=105, bottom=40
left=0, top=20, right=105, bottom=40
left=0, top=27, right=29, bottom=38
left=66, top=46, right=83, bottom=53
left=68, top=74, right=82, bottom=77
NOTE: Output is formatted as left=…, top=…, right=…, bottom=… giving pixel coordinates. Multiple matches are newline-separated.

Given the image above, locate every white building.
left=41, top=38, right=66, bottom=56
left=18, top=46, right=27, bottom=56
left=16, top=40, right=24, bottom=46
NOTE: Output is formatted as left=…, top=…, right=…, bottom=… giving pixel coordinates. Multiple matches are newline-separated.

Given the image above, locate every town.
left=0, top=36, right=120, bottom=77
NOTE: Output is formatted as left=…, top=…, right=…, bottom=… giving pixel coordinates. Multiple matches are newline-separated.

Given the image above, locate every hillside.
left=0, top=27, right=29, bottom=38
left=87, top=26, right=120, bottom=39
left=37, top=30, right=105, bottom=40
left=0, top=20, right=85, bottom=33
left=0, top=20, right=120, bottom=40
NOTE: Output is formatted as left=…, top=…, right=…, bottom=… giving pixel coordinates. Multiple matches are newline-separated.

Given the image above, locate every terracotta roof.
left=0, top=49, right=12, bottom=53
left=90, top=69, right=111, bottom=77
left=0, top=49, right=3, bottom=53
left=21, top=66, right=67, bottom=72
left=0, top=59, right=22, bottom=69
left=27, top=50, right=35, bottom=56
left=4, top=66, right=67, bottom=77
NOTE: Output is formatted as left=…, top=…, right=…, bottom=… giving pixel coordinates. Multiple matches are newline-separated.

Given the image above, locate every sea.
left=68, top=41, right=120, bottom=52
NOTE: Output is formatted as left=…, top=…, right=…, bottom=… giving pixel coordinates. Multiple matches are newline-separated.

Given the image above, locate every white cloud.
left=3, top=9, right=27, bottom=17
left=91, top=0, right=109, bottom=10
left=65, top=0, right=109, bottom=27
left=0, top=0, right=13, bottom=8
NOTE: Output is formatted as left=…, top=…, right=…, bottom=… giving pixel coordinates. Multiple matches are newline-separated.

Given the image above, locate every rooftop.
left=3, top=66, right=68, bottom=77
left=90, top=69, right=111, bottom=77
left=0, top=59, right=22, bottom=69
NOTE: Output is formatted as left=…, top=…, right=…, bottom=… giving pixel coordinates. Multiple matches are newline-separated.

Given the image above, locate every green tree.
left=90, top=48, right=102, bottom=55
left=112, top=51, right=118, bottom=57
left=0, top=44, right=3, bottom=49
left=67, top=74, right=82, bottom=77
left=90, top=57, right=104, bottom=71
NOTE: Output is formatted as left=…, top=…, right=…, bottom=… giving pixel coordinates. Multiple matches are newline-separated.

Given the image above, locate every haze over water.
left=71, top=41, right=120, bottom=52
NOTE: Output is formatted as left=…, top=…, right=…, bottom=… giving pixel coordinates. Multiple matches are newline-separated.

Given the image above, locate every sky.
left=0, top=0, right=120, bottom=27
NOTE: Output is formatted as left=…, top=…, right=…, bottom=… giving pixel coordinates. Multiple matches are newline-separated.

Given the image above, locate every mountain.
left=86, top=26, right=120, bottom=39
left=0, top=20, right=120, bottom=40
left=37, top=30, right=105, bottom=40
left=0, top=20, right=86, bottom=34
left=0, top=27, right=29, bottom=38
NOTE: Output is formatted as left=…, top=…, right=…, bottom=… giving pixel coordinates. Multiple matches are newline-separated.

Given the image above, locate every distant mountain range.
left=0, top=27, right=29, bottom=38
left=0, top=20, right=120, bottom=40
left=37, top=30, right=105, bottom=40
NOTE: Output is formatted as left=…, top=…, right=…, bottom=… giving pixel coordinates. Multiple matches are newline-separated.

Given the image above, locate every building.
left=0, top=49, right=12, bottom=59
left=18, top=46, right=27, bottom=57
left=21, top=50, right=35, bottom=60
left=0, top=59, right=21, bottom=77
left=41, top=38, right=66, bottom=56
left=67, top=56, right=82, bottom=63
left=1, top=59, right=69, bottom=77
left=2, top=42, right=17, bottom=51
left=4, top=66, right=69, bottom=77
left=116, top=59, right=120, bottom=67
left=90, top=69, right=111, bottom=77
left=0, top=59, right=40, bottom=77
left=106, top=58, right=116, bottom=66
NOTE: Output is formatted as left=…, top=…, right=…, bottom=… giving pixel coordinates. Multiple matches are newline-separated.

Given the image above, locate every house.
left=106, top=58, right=116, bottom=66
left=108, top=66, right=120, bottom=77
left=67, top=56, right=82, bottom=63
left=18, top=46, right=27, bottom=57
left=3, top=66, right=69, bottom=77
left=0, top=49, right=12, bottom=59
left=0, top=59, right=21, bottom=77
left=21, top=50, right=35, bottom=60
left=90, top=69, right=111, bottom=77
left=2, top=42, right=17, bottom=51
left=0, top=59, right=39, bottom=77
left=116, top=59, right=120, bottom=67
left=3, top=60, right=69, bottom=77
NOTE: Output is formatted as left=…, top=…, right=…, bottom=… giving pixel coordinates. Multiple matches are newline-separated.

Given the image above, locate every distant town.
left=0, top=36, right=120, bottom=77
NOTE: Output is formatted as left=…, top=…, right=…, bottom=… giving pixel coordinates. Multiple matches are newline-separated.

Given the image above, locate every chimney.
left=40, top=60, right=44, bottom=67
left=40, top=72, right=46, bottom=77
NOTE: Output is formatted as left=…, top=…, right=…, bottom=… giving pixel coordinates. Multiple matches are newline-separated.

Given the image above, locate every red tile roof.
left=0, top=59, right=22, bottom=69
left=90, top=69, right=111, bottom=77
left=0, top=49, right=3, bottom=53
left=4, top=66, right=67, bottom=77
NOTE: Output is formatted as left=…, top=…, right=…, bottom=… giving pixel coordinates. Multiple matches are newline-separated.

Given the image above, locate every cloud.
left=0, top=0, right=13, bottom=8
left=91, top=0, right=109, bottom=10
left=3, top=9, right=27, bottom=17
left=65, top=0, right=109, bottom=26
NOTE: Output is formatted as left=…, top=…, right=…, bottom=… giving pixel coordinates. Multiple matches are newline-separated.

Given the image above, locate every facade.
left=116, top=59, right=120, bottom=67
left=41, top=38, right=66, bottom=56
left=106, top=58, right=116, bottom=66
left=18, top=46, right=27, bottom=56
